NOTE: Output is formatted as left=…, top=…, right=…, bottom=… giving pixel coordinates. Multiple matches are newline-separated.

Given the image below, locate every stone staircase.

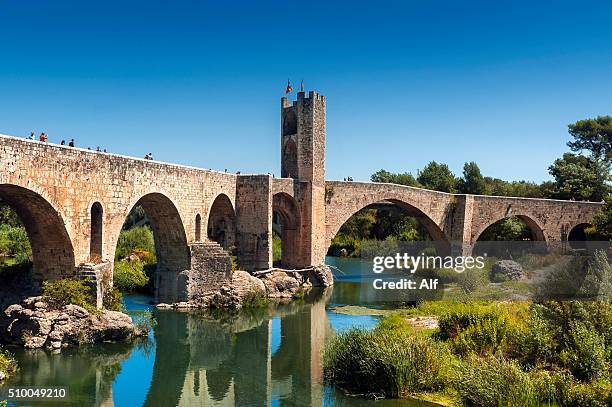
left=177, top=240, right=233, bottom=302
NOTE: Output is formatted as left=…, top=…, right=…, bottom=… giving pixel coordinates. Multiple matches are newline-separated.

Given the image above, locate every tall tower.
left=280, top=90, right=327, bottom=266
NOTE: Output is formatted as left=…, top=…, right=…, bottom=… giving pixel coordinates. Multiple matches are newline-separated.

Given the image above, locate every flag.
left=285, top=79, right=293, bottom=94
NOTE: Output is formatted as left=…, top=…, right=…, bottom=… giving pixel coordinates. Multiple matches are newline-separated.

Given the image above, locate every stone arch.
left=473, top=214, right=547, bottom=244
left=0, top=183, right=75, bottom=282
left=273, top=192, right=302, bottom=267
left=282, top=110, right=297, bottom=135
left=90, top=202, right=103, bottom=260
left=207, top=193, right=236, bottom=250
left=195, top=213, right=202, bottom=242
left=326, top=197, right=450, bottom=254
left=568, top=223, right=592, bottom=249
left=117, top=192, right=190, bottom=302
left=282, top=138, right=298, bottom=178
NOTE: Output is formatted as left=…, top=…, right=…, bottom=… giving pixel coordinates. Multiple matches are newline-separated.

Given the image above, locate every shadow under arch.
left=472, top=214, right=547, bottom=256
left=123, top=192, right=190, bottom=302
left=568, top=223, right=592, bottom=250
left=273, top=192, right=302, bottom=268
left=207, top=193, right=236, bottom=250
left=327, top=198, right=451, bottom=256
left=0, top=183, right=75, bottom=283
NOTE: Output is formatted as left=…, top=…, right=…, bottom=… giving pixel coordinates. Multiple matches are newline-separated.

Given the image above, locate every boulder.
left=0, top=297, right=147, bottom=350
left=491, top=260, right=523, bottom=281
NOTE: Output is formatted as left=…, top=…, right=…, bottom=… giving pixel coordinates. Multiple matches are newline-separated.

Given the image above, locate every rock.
left=24, top=336, right=46, bottom=349
left=310, top=265, right=334, bottom=287
left=0, top=297, right=146, bottom=350
left=259, top=271, right=303, bottom=298
left=0, top=371, right=5, bottom=381
left=34, top=301, right=48, bottom=309
left=155, top=303, right=172, bottom=309
left=64, top=304, right=90, bottom=319
left=491, top=260, right=523, bottom=281
left=231, top=271, right=266, bottom=298
left=340, top=248, right=348, bottom=257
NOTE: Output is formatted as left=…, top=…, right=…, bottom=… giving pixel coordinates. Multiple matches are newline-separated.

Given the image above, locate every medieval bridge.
left=0, top=90, right=602, bottom=304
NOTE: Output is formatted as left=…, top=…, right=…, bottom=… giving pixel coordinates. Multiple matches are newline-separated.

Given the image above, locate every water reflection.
left=6, top=257, right=433, bottom=406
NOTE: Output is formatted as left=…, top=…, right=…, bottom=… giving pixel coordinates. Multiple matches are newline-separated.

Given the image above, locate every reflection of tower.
left=271, top=289, right=333, bottom=406
left=280, top=91, right=327, bottom=266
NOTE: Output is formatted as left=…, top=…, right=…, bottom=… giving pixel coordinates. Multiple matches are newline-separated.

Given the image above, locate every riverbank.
left=324, top=299, right=612, bottom=406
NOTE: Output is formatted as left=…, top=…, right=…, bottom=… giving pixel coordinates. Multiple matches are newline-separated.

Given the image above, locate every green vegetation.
left=113, top=260, right=149, bottom=292
left=103, top=286, right=124, bottom=312
left=325, top=279, right=612, bottom=405
left=241, top=289, right=269, bottom=308
left=42, top=278, right=97, bottom=313
left=113, top=225, right=156, bottom=294
left=323, top=325, right=451, bottom=398
left=114, top=225, right=156, bottom=262
left=328, top=205, right=429, bottom=257
left=272, top=231, right=282, bottom=264
left=0, top=347, right=17, bottom=381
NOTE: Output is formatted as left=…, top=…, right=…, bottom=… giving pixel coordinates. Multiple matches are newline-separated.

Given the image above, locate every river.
left=4, top=257, right=436, bottom=407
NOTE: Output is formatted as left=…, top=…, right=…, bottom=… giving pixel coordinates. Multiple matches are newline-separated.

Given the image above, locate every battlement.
left=281, top=90, right=326, bottom=108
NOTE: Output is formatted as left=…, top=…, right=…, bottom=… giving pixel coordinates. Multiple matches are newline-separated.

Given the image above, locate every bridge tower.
left=280, top=90, right=327, bottom=266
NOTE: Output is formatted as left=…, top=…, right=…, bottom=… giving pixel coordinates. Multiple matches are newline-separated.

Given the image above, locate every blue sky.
left=1, top=1, right=611, bottom=182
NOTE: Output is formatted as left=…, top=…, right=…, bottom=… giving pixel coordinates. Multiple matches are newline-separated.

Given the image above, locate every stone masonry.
left=0, top=89, right=604, bottom=305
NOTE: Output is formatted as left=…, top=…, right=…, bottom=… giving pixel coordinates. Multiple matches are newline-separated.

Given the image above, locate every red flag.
left=285, top=79, right=293, bottom=95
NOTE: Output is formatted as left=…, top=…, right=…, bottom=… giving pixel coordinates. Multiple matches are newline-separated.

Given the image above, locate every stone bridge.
left=0, top=90, right=603, bottom=304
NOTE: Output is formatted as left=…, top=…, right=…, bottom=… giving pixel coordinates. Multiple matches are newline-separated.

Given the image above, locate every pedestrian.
left=96, top=146, right=101, bottom=152
left=103, top=148, right=107, bottom=153
left=28, top=132, right=35, bottom=140
left=68, top=139, right=75, bottom=147
left=39, top=132, right=47, bottom=142
left=60, top=140, right=65, bottom=145
left=148, top=153, right=153, bottom=160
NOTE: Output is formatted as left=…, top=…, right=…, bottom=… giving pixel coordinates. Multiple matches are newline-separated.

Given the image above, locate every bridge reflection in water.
left=143, top=288, right=333, bottom=407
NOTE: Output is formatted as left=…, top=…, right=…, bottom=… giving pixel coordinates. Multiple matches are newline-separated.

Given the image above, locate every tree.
left=548, top=153, right=611, bottom=201
left=371, top=169, right=420, bottom=187
left=587, top=197, right=612, bottom=240
left=567, top=116, right=612, bottom=161
left=459, top=162, right=486, bottom=195
left=417, top=161, right=457, bottom=193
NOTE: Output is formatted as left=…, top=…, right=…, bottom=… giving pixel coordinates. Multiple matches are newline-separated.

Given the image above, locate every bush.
left=563, top=379, right=612, bottom=407
left=241, top=289, right=269, bottom=308
left=103, top=286, right=124, bottom=312
left=455, top=268, right=487, bottom=294
left=113, top=260, right=149, bottom=292
left=115, top=226, right=155, bottom=261
left=437, top=302, right=523, bottom=356
left=0, top=224, right=30, bottom=260
left=323, top=328, right=451, bottom=398
left=42, top=278, right=95, bottom=311
left=453, top=355, right=559, bottom=407
left=560, top=321, right=608, bottom=381
left=0, top=347, right=17, bottom=380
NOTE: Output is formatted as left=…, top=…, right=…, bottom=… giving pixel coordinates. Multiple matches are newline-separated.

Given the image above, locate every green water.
left=3, top=257, right=436, bottom=407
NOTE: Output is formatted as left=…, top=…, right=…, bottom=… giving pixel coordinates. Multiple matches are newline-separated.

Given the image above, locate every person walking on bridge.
left=68, top=139, right=75, bottom=147
left=28, top=132, right=35, bottom=140
left=39, top=132, right=48, bottom=142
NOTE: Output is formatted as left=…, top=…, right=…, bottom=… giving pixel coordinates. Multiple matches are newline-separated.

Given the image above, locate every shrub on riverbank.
left=0, top=348, right=17, bottom=381
left=0, top=224, right=30, bottom=264
left=113, top=260, right=149, bottom=293
left=453, top=355, right=561, bottom=407
left=323, top=327, right=451, bottom=397
left=115, top=226, right=156, bottom=261
left=42, top=278, right=96, bottom=312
